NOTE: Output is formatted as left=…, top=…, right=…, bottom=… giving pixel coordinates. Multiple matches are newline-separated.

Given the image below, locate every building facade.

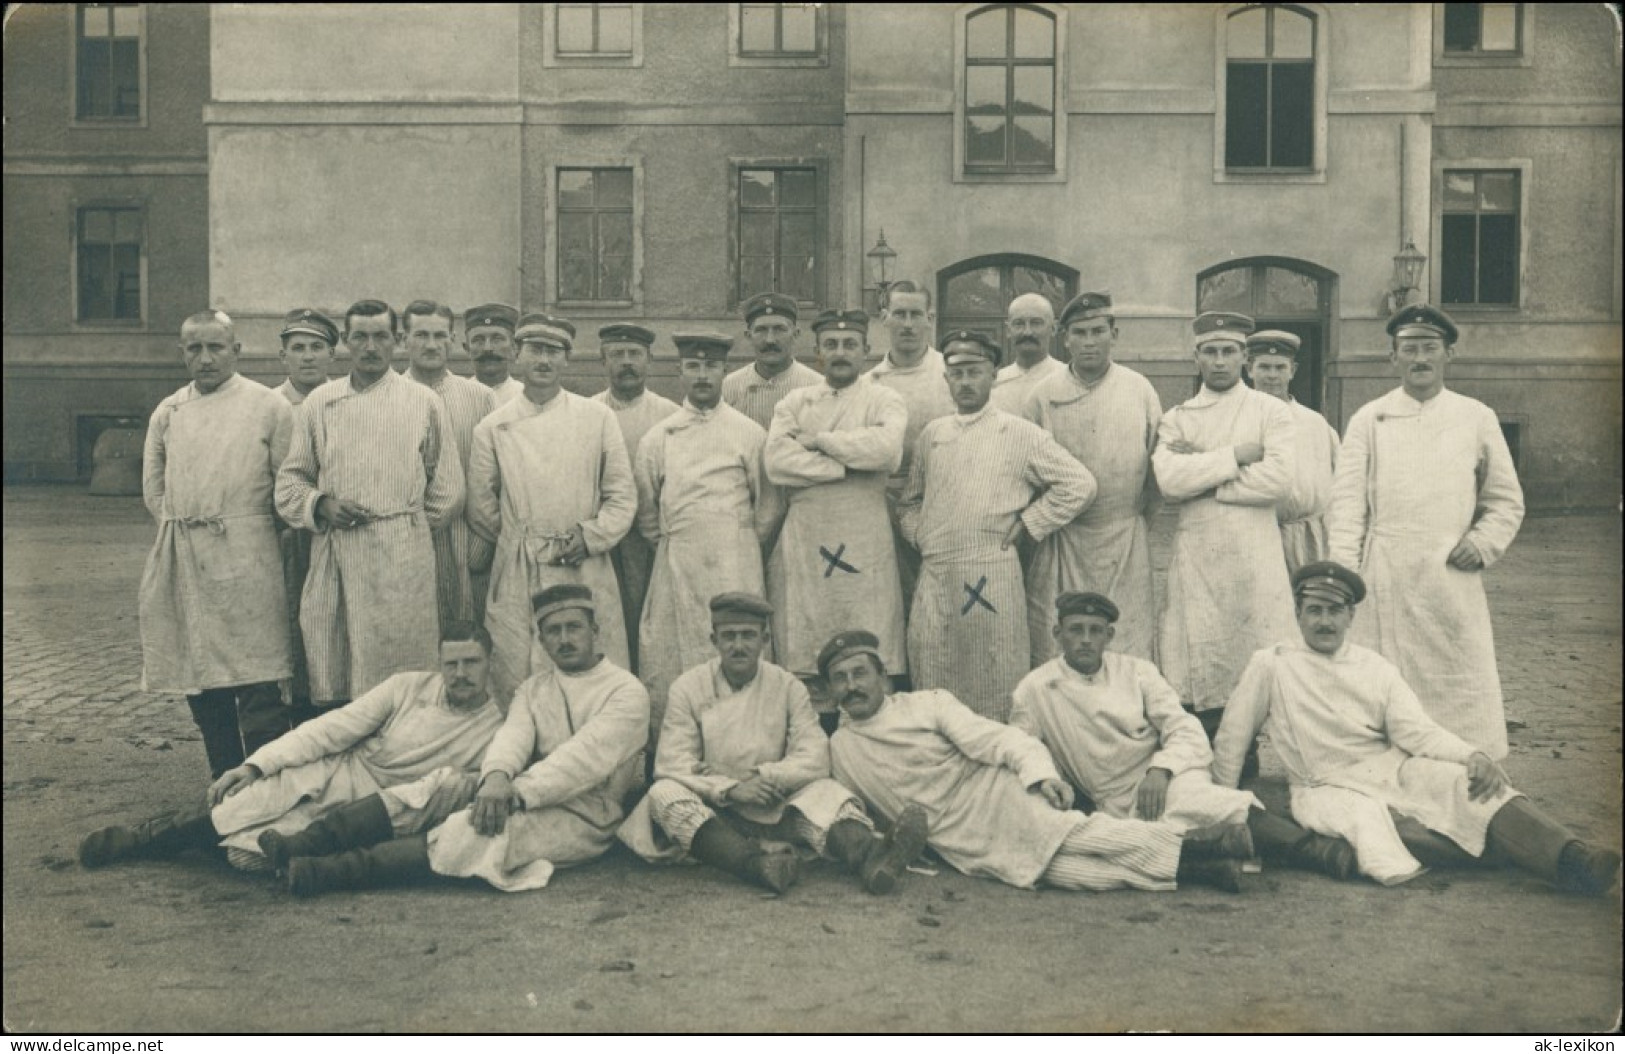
left=4, top=4, right=1620, bottom=508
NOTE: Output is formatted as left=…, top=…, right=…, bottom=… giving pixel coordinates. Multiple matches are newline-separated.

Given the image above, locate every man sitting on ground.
left=620, top=592, right=926, bottom=894
left=1213, top=561, right=1620, bottom=894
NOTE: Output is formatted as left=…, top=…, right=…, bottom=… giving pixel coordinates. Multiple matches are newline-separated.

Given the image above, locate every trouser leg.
left=1040, top=815, right=1182, bottom=892
left=187, top=689, right=245, bottom=778
left=235, top=681, right=292, bottom=758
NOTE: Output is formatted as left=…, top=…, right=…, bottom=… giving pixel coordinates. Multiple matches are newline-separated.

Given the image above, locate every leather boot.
left=258, top=795, right=395, bottom=874
left=287, top=833, right=432, bottom=898
left=1392, top=813, right=1480, bottom=869
left=1180, top=822, right=1254, bottom=862
left=80, top=806, right=217, bottom=868
left=1486, top=797, right=1620, bottom=894
left=1176, top=851, right=1243, bottom=893
left=689, top=818, right=799, bottom=894
left=824, top=805, right=930, bottom=895
left=1247, top=808, right=1357, bottom=881
left=1556, top=843, right=1622, bottom=897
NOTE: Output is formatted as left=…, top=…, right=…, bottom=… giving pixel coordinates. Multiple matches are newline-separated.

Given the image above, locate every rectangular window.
left=1440, top=170, right=1520, bottom=307
left=76, top=205, right=144, bottom=322
left=556, top=3, right=633, bottom=55
left=737, top=166, right=819, bottom=305
left=964, top=5, right=1057, bottom=173
left=1225, top=5, right=1315, bottom=171
left=75, top=4, right=142, bottom=121
left=1443, top=3, right=1521, bottom=54
left=738, top=3, right=818, bottom=56
left=556, top=168, right=634, bottom=303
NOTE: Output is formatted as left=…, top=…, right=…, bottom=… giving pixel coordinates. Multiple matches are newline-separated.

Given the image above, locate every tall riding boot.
left=823, top=805, right=930, bottom=895
left=1247, top=807, right=1358, bottom=881
left=80, top=805, right=217, bottom=868
left=689, top=818, right=800, bottom=894
left=235, top=682, right=292, bottom=758
left=258, top=795, right=396, bottom=873
left=1485, top=797, right=1622, bottom=896
left=187, top=690, right=246, bottom=778
left=1391, top=813, right=1480, bottom=869
left=1180, top=822, right=1254, bottom=861
left=286, top=833, right=433, bottom=898
left=1176, top=847, right=1243, bottom=893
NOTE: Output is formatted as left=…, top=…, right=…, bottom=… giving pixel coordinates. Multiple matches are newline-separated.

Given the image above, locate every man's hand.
left=1447, top=537, right=1486, bottom=572
left=1465, top=752, right=1510, bottom=803
left=421, top=779, right=473, bottom=830
left=1233, top=442, right=1265, bottom=466
left=316, top=495, right=375, bottom=531
left=1136, top=767, right=1172, bottom=821
left=472, top=772, right=520, bottom=836
left=725, top=775, right=782, bottom=809
left=553, top=526, right=588, bottom=568
left=1035, top=778, right=1074, bottom=811
left=208, top=764, right=262, bottom=806
left=1001, top=517, right=1033, bottom=552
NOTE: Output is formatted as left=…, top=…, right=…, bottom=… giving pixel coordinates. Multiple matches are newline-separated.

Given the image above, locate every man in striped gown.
left=897, top=329, right=1095, bottom=721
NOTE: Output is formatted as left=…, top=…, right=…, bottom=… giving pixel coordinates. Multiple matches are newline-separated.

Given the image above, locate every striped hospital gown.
left=722, top=358, right=823, bottom=431
left=275, top=370, right=463, bottom=703
left=898, top=407, right=1095, bottom=721
left=1276, top=397, right=1339, bottom=576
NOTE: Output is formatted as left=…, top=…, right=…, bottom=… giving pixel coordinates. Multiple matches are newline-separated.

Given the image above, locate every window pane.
left=560, top=255, right=595, bottom=300
left=739, top=258, right=775, bottom=302
left=1270, top=62, right=1315, bottom=167
left=1225, top=63, right=1268, bottom=168
left=79, top=248, right=110, bottom=319
left=600, top=212, right=633, bottom=258
left=557, top=5, right=593, bottom=52
left=1011, top=66, right=1052, bottom=117
left=781, top=4, right=817, bottom=53
left=1442, top=4, right=1482, bottom=51
left=1273, top=8, right=1314, bottom=59
left=112, top=209, right=141, bottom=244
left=740, top=169, right=775, bottom=207
left=1442, top=171, right=1477, bottom=210
left=1477, top=213, right=1518, bottom=303
left=779, top=169, right=816, bottom=207
left=780, top=212, right=816, bottom=261
left=966, top=116, right=1006, bottom=166
left=558, top=212, right=594, bottom=259
left=1011, top=116, right=1053, bottom=166
left=113, top=243, right=140, bottom=318
left=1478, top=171, right=1517, bottom=212
left=81, top=209, right=112, bottom=244
left=780, top=255, right=816, bottom=301
left=77, top=40, right=110, bottom=118
left=1439, top=214, right=1478, bottom=304
left=945, top=267, right=1002, bottom=316
left=558, top=169, right=594, bottom=209
left=599, top=6, right=634, bottom=53
left=111, top=39, right=140, bottom=116
left=1480, top=3, right=1518, bottom=51
left=110, top=4, right=139, bottom=37
left=966, top=8, right=1007, bottom=59
left=599, top=257, right=632, bottom=300
left=740, top=213, right=776, bottom=257
left=966, top=66, right=1006, bottom=117
left=1198, top=268, right=1252, bottom=313
left=81, top=5, right=111, bottom=37
left=1012, top=6, right=1053, bottom=59
left=1228, top=7, right=1267, bottom=59
left=1012, top=267, right=1066, bottom=307
left=1262, top=268, right=1320, bottom=314
left=739, top=4, right=775, bottom=53
left=596, top=167, right=633, bottom=207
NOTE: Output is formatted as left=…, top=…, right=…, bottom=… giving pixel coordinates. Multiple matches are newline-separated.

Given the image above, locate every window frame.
left=68, top=3, right=147, bottom=128
left=545, top=160, right=644, bottom=314
left=1432, top=162, right=1530, bottom=313
left=728, top=158, right=828, bottom=312
left=935, top=253, right=1079, bottom=357
left=728, top=3, right=828, bottom=69
left=952, top=3, right=1068, bottom=184
left=1195, top=256, right=1337, bottom=411
left=543, top=3, right=643, bottom=69
left=1434, top=3, right=1532, bottom=68
left=70, top=199, right=148, bottom=330
left=1213, top=3, right=1328, bottom=185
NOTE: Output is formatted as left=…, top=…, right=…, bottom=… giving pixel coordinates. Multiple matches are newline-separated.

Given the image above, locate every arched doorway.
left=938, top=253, right=1078, bottom=361
left=1196, top=257, right=1334, bottom=409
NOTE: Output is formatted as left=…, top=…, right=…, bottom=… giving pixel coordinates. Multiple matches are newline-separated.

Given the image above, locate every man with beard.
left=1152, top=311, right=1297, bottom=757
left=1244, top=330, right=1338, bottom=575
left=1023, top=291, right=1163, bottom=664
left=276, top=300, right=464, bottom=712
left=764, top=310, right=908, bottom=690
left=1214, top=562, right=1617, bottom=895
left=1328, top=305, right=1524, bottom=759
left=282, top=585, right=649, bottom=895
left=897, top=330, right=1094, bottom=721
left=465, top=303, right=525, bottom=406
left=825, top=630, right=1255, bottom=893
left=867, top=280, right=955, bottom=608
left=467, top=313, right=636, bottom=701
left=78, top=624, right=503, bottom=874
left=400, top=300, right=496, bottom=629
left=989, top=293, right=1065, bottom=414
left=620, top=593, right=926, bottom=894
left=633, top=333, right=783, bottom=732
left=592, top=323, right=679, bottom=669
left=723, top=292, right=821, bottom=430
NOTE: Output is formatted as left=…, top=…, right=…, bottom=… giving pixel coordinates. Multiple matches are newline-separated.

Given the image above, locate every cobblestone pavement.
left=3, top=486, right=1620, bottom=1033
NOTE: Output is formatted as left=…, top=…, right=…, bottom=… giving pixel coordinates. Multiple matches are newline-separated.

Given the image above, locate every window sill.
left=71, top=320, right=148, bottom=333
left=729, top=52, right=829, bottom=69
left=955, top=167, right=1065, bottom=185
left=1439, top=303, right=1522, bottom=315
left=544, top=51, right=642, bottom=69
left=1434, top=53, right=1532, bottom=69
left=69, top=116, right=148, bottom=130
left=1214, top=167, right=1326, bottom=186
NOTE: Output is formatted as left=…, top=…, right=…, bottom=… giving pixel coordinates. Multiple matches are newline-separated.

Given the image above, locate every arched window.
left=1225, top=5, right=1315, bottom=171
left=1197, top=258, right=1333, bottom=409
left=938, top=253, right=1077, bottom=357
left=963, top=5, right=1057, bottom=173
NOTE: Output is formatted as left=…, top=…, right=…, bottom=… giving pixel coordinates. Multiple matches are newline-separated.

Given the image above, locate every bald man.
left=989, top=293, right=1066, bottom=414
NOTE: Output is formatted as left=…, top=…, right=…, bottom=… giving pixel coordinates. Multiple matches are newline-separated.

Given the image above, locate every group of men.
left=78, top=285, right=1619, bottom=903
